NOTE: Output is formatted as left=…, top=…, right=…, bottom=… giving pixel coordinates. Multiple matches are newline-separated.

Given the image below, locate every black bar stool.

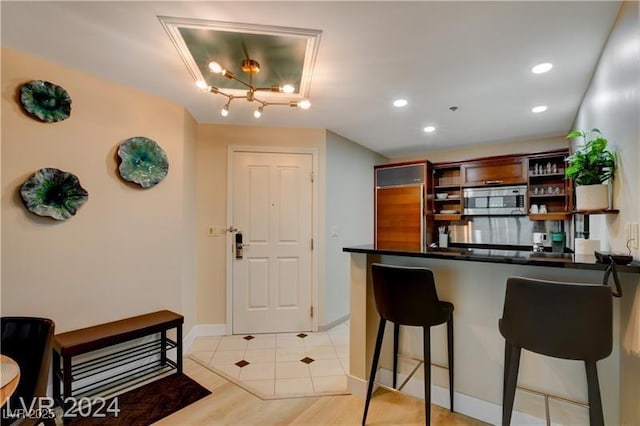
left=362, top=264, right=454, bottom=426
left=499, top=277, right=613, bottom=426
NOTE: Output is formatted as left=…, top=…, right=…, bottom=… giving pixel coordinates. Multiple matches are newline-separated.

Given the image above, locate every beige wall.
left=571, top=2, right=640, bottom=424
left=181, top=111, right=198, bottom=333
left=1, top=48, right=197, bottom=332
left=195, top=124, right=326, bottom=326
left=389, top=135, right=569, bottom=164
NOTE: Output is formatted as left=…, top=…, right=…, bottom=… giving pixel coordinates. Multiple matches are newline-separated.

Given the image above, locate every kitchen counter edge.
left=343, top=245, right=640, bottom=273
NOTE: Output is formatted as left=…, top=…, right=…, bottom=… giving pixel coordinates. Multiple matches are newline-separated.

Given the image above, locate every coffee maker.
left=533, top=232, right=547, bottom=252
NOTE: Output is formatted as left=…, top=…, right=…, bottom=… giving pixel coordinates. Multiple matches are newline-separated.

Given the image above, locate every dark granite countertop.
left=343, top=244, right=640, bottom=273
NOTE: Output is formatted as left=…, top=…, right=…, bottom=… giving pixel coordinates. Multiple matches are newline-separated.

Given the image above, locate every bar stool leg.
left=502, top=341, right=521, bottom=426
left=447, top=315, right=454, bottom=412
left=423, top=326, right=431, bottom=426
left=585, top=361, right=605, bottom=426
left=393, top=323, right=400, bottom=389
left=363, top=318, right=387, bottom=426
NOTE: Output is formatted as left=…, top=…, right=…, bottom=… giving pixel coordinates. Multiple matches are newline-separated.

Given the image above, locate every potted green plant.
left=565, top=128, right=616, bottom=211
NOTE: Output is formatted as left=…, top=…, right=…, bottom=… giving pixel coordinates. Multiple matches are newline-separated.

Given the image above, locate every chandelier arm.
left=224, top=74, right=254, bottom=90
left=261, top=101, right=295, bottom=106
left=250, top=96, right=274, bottom=107
left=214, top=92, right=249, bottom=102
left=215, top=91, right=233, bottom=100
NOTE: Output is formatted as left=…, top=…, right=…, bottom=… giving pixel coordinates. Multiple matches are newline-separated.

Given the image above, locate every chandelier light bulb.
left=281, top=84, right=295, bottom=94
left=221, top=105, right=229, bottom=117
left=254, top=106, right=263, bottom=118
left=195, top=80, right=208, bottom=90
left=297, top=100, right=311, bottom=110
left=208, top=61, right=223, bottom=74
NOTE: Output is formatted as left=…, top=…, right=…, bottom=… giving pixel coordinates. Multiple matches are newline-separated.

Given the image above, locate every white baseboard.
left=346, top=374, right=368, bottom=399
left=183, top=323, right=227, bottom=352
left=318, top=315, right=350, bottom=332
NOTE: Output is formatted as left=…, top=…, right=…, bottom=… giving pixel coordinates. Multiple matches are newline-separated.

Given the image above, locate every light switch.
left=208, top=226, right=215, bottom=237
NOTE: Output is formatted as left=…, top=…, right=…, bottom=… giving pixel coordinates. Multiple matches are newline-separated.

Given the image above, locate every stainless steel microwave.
left=463, top=185, right=527, bottom=215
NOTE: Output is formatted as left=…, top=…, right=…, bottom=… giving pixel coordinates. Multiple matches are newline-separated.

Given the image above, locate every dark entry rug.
left=64, top=373, right=211, bottom=425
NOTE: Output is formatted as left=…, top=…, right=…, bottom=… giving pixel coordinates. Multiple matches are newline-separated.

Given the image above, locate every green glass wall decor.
left=20, top=80, right=72, bottom=122
left=20, top=168, right=88, bottom=220
left=117, top=137, right=169, bottom=188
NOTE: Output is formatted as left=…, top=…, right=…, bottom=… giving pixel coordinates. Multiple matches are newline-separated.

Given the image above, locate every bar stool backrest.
left=1, top=317, right=55, bottom=406
left=371, top=263, right=448, bottom=327
left=499, top=277, right=612, bottom=361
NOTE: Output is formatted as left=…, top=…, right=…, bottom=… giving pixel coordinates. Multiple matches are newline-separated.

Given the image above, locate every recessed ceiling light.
left=532, top=105, right=548, bottom=113
left=423, top=126, right=436, bottom=133
left=532, top=63, right=553, bottom=74
left=393, top=99, right=408, bottom=108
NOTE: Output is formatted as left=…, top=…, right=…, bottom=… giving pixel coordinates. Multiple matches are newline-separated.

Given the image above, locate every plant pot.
left=575, top=184, right=609, bottom=211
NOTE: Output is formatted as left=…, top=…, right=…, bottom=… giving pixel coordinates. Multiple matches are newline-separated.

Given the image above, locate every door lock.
left=235, top=233, right=250, bottom=259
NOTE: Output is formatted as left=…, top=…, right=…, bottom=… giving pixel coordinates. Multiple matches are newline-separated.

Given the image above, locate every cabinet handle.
left=484, top=179, right=503, bottom=184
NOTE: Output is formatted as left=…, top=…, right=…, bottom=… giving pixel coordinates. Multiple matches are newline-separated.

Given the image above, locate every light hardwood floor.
left=157, top=357, right=489, bottom=425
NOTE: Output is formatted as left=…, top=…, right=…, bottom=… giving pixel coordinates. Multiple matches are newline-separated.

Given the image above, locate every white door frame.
left=226, top=145, right=319, bottom=335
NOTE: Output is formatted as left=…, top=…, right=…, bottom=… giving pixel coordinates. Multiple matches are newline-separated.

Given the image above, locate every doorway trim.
left=226, top=145, right=319, bottom=335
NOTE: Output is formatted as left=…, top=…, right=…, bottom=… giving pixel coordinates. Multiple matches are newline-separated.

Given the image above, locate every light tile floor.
left=188, top=321, right=349, bottom=399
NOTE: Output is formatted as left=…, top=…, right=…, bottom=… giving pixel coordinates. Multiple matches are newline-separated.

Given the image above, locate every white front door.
left=231, top=151, right=313, bottom=334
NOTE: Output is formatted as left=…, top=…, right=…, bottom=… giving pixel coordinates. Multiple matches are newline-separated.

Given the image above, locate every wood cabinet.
left=527, top=150, right=572, bottom=220
left=374, top=151, right=576, bottom=247
left=461, top=157, right=527, bottom=187
left=374, top=161, right=430, bottom=249
left=376, top=186, right=424, bottom=249
left=431, top=163, right=462, bottom=221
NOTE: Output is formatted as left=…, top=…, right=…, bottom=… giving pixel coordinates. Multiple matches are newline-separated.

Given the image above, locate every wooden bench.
left=52, top=310, right=183, bottom=408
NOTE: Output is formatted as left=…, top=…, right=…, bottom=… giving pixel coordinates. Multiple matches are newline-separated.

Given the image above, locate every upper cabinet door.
left=375, top=162, right=426, bottom=187
left=461, top=157, right=527, bottom=187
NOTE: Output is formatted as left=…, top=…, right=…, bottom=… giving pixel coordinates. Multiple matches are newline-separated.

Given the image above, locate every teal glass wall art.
left=20, top=168, right=88, bottom=220
left=20, top=80, right=72, bottom=122
left=117, top=137, right=169, bottom=188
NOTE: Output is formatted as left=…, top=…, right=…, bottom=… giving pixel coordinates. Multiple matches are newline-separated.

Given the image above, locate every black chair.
left=363, top=264, right=454, bottom=426
left=1, top=317, right=55, bottom=424
left=499, top=277, right=612, bottom=426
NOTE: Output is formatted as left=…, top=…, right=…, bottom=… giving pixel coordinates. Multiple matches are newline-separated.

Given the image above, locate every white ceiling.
left=1, top=1, right=621, bottom=157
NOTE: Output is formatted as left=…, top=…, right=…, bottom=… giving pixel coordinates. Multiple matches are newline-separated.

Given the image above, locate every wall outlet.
left=628, top=222, right=639, bottom=249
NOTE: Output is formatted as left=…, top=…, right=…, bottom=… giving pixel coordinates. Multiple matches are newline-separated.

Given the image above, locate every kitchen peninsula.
left=343, top=244, right=640, bottom=425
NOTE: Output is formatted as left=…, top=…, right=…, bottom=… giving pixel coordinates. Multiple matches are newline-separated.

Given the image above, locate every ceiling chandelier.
left=196, top=58, right=311, bottom=118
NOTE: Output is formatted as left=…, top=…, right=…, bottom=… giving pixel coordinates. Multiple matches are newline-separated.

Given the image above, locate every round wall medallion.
left=20, top=168, right=88, bottom=220
left=20, top=80, right=72, bottom=122
left=117, top=137, right=169, bottom=188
